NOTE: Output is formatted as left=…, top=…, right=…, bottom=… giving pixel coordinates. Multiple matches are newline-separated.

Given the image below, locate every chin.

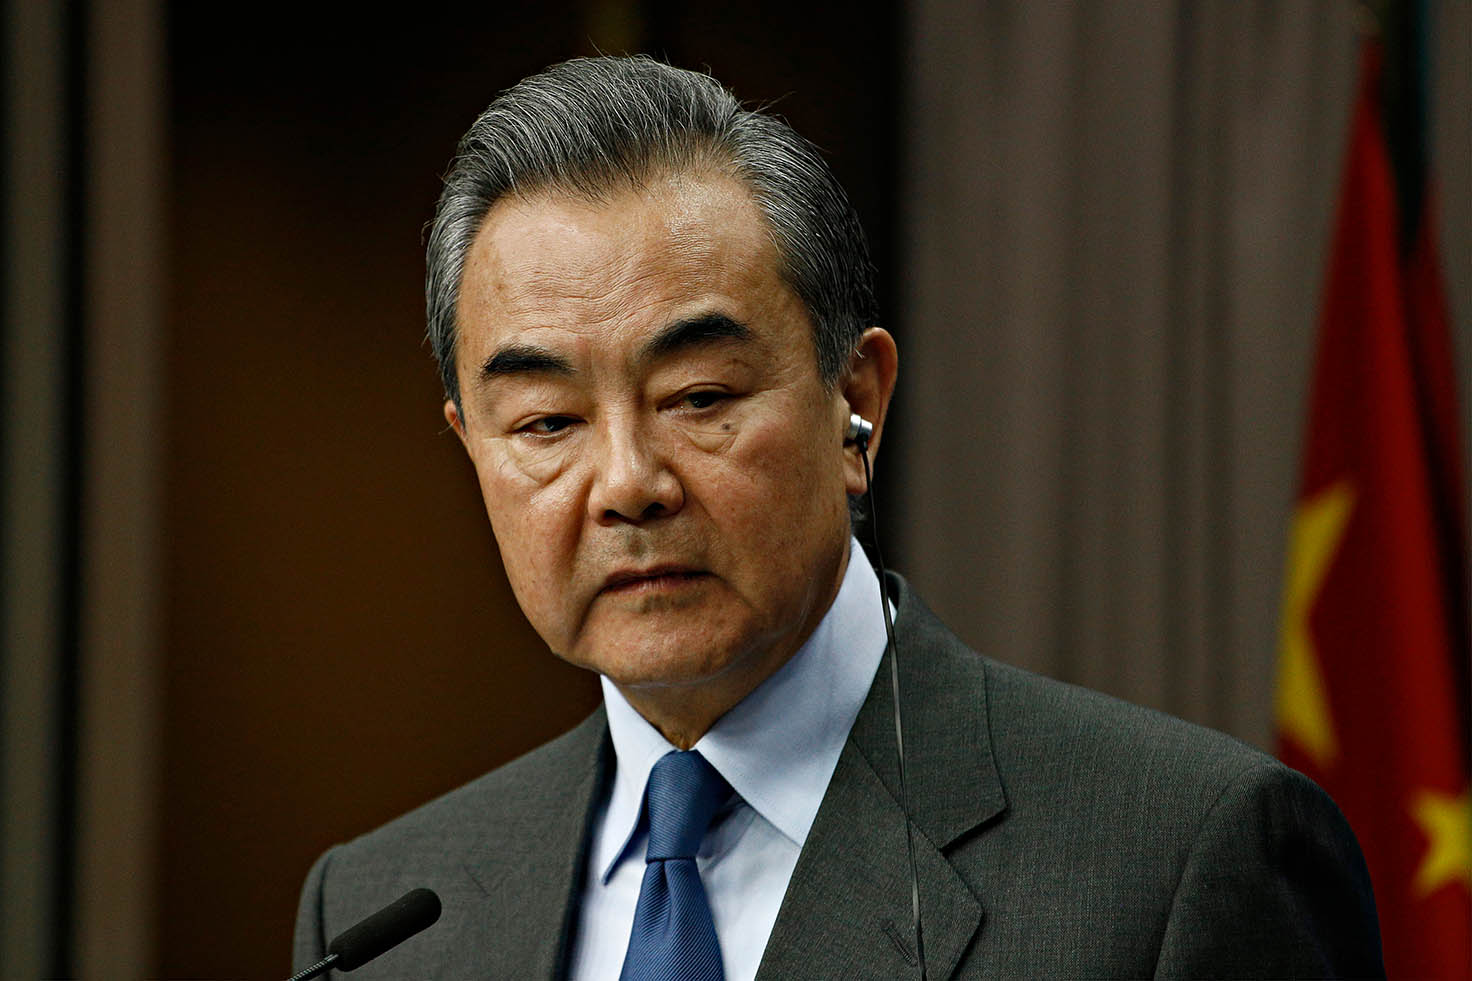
left=571, top=629, right=761, bottom=691
left=594, top=650, right=740, bottom=691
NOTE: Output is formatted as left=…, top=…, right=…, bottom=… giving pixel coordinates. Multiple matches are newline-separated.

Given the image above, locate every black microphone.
left=287, top=887, right=441, bottom=980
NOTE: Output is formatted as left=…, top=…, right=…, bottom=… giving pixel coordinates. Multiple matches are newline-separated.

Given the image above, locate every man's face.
left=447, top=172, right=857, bottom=726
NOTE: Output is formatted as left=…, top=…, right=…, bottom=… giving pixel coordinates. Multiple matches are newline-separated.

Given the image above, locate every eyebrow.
left=474, top=312, right=753, bottom=386
left=638, top=313, right=754, bottom=365
left=477, top=343, right=574, bottom=382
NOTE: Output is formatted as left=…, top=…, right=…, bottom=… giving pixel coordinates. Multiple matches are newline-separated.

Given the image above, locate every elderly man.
left=294, top=57, right=1382, bottom=979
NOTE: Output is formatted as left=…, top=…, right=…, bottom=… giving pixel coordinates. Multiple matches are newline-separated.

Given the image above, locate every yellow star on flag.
left=1411, top=787, right=1471, bottom=897
left=1275, top=481, right=1355, bottom=767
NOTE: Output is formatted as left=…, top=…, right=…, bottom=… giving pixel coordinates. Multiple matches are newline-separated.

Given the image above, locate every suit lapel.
left=756, top=739, right=985, bottom=979
left=757, top=576, right=1007, bottom=981
left=459, top=710, right=613, bottom=979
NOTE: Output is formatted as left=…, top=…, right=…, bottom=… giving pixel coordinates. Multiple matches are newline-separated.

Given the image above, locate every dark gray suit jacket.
left=294, top=576, right=1384, bottom=978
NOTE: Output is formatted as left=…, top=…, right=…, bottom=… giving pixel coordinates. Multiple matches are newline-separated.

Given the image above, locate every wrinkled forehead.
left=461, top=174, right=779, bottom=320
left=452, top=171, right=817, bottom=385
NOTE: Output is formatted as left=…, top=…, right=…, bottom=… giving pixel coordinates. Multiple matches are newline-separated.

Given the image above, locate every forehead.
left=453, top=172, right=811, bottom=368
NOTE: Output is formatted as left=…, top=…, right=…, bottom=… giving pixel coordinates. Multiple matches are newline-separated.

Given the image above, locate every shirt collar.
left=595, top=538, right=888, bottom=881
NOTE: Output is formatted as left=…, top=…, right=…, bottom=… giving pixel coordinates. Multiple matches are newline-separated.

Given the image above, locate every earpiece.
left=845, top=413, right=873, bottom=450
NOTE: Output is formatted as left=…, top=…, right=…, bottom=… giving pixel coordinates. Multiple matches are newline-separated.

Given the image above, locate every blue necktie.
left=619, top=750, right=731, bottom=981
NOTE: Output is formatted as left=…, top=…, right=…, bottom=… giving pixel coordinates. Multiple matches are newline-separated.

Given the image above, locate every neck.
left=614, top=657, right=781, bottom=749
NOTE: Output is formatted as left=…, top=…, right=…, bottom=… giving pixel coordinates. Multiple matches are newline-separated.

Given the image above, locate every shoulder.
left=915, top=601, right=1329, bottom=851
left=293, top=708, right=609, bottom=971
left=983, top=654, right=1281, bottom=805
left=894, top=574, right=1281, bottom=812
left=974, top=656, right=1366, bottom=884
left=324, top=706, right=607, bottom=876
left=888, top=578, right=1381, bottom=975
left=979, top=666, right=1381, bottom=975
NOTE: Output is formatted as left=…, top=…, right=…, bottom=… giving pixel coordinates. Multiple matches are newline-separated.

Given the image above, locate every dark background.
left=14, top=3, right=1462, bottom=978
left=163, top=2, right=898, bottom=975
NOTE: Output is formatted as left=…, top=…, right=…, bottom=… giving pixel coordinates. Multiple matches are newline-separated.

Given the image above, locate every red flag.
left=1275, top=37, right=1471, bottom=979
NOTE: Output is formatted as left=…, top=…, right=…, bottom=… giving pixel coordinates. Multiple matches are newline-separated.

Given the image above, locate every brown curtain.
left=895, top=0, right=1471, bottom=747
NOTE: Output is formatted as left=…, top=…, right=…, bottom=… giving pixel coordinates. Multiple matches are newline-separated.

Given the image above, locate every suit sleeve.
left=293, top=846, right=336, bottom=973
left=1153, top=762, right=1385, bottom=979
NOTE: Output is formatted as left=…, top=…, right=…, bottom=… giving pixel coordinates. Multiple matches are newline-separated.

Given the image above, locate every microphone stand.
left=286, top=952, right=339, bottom=981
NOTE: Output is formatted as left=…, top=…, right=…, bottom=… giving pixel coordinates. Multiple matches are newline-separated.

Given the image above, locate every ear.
left=840, top=327, right=899, bottom=495
left=444, top=399, right=468, bottom=447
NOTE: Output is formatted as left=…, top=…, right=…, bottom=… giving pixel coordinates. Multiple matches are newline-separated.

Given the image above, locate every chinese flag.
left=1275, top=26, right=1471, bottom=980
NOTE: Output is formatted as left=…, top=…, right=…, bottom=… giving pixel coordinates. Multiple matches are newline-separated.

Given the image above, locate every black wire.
left=860, top=445, right=926, bottom=979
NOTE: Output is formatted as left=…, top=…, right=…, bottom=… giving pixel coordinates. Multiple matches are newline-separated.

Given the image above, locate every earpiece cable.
left=860, top=443, right=926, bottom=979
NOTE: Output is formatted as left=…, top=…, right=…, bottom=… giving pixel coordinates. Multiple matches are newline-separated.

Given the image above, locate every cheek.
left=742, top=408, right=846, bottom=488
left=475, top=456, right=585, bottom=611
left=696, top=416, right=848, bottom=542
left=475, top=440, right=581, bottom=525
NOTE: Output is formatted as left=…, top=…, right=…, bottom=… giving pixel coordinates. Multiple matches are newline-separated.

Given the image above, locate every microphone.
left=287, top=887, right=442, bottom=980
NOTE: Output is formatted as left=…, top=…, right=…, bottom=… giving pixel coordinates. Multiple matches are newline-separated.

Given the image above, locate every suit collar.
left=756, top=573, right=1007, bottom=980
left=852, top=572, right=1007, bottom=849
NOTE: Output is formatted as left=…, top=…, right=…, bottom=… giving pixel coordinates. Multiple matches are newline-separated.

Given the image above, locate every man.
left=294, top=56, right=1382, bottom=978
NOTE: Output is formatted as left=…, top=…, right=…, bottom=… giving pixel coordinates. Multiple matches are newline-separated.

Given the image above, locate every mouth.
left=599, top=566, right=710, bottom=595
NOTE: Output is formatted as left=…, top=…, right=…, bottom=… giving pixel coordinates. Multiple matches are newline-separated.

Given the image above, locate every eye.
left=518, top=415, right=577, bottom=437
left=681, top=390, right=729, bottom=410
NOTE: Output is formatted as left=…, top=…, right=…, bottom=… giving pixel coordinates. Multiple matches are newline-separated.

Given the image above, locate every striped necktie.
left=619, top=749, right=731, bottom=981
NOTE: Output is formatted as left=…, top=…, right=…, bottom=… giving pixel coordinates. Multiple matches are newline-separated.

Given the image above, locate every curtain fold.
left=896, top=0, right=1470, bottom=746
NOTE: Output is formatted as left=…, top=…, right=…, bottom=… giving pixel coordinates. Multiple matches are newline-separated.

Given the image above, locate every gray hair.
left=425, top=55, right=879, bottom=414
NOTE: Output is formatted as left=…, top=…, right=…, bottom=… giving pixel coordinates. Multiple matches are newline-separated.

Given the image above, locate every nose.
left=586, top=417, right=684, bottom=524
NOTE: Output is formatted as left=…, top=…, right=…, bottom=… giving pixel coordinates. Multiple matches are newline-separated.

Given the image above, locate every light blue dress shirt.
left=566, top=539, right=889, bottom=980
